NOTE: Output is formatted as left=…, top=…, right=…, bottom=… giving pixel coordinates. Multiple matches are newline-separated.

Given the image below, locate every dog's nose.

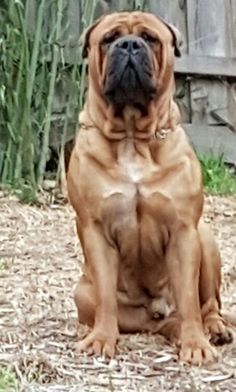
left=116, top=37, right=142, bottom=54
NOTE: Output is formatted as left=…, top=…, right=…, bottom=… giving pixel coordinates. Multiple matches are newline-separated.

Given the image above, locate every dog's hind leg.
left=74, top=276, right=161, bottom=334
left=198, top=220, right=233, bottom=345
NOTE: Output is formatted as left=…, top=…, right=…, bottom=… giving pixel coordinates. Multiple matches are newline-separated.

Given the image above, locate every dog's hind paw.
left=204, top=315, right=233, bottom=346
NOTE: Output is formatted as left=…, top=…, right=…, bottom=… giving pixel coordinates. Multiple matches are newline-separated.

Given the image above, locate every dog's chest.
left=101, top=141, right=172, bottom=262
left=84, top=138, right=179, bottom=298
left=101, top=156, right=170, bottom=298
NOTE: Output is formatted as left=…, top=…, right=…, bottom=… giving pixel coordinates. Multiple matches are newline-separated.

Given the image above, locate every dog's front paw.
left=179, top=333, right=218, bottom=365
left=77, top=327, right=119, bottom=358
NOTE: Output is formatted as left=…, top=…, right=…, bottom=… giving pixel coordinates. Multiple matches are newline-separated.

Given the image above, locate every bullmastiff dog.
left=67, top=12, right=233, bottom=365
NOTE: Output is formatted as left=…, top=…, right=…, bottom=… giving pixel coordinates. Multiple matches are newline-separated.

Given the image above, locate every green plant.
left=0, top=0, right=99, bottom=200
left=199, top=154, right=236, bottom=194
left=0, top=0, right=37, bottom=189
left=0, top=366, right=18, bottom=392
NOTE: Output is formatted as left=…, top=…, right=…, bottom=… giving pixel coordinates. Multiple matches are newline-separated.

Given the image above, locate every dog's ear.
left=167, top=22, right=183, bottom=57
left=158, top=16, right=183, bottom=57
left=80, top=15, right=106, bottom=58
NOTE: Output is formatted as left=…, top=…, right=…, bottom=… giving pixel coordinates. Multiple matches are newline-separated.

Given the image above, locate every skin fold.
left=67, top=12, right=233, bottom=365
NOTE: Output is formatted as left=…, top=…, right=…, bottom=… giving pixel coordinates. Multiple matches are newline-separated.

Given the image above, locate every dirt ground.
left=0, top=193, right=236, bottom=392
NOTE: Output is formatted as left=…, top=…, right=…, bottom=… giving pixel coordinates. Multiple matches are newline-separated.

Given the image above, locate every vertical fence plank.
left=186, top=0, right=230, bottom=128
left=225, top=0, right=236, bottom=131
left=187, top=0, right=228, bottom=56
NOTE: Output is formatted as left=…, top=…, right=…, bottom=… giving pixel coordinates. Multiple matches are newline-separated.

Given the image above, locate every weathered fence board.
left=226, top=0, right=236, bottom=55
left=184, top=0, right=236, bottom=164
left=187, top=0, right=229, bottom=56
left=175, top=55, right=236, bottom=78
left=185, top=125, right=236, bottom=164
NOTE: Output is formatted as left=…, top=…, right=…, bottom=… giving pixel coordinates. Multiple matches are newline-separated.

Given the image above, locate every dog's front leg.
left=166, top=224, right=217, bottom=365
left=77, top=224, right=119, bottom=357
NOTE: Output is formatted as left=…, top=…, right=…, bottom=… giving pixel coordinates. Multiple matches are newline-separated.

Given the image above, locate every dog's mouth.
left=103, top=36, right=157, bottom=114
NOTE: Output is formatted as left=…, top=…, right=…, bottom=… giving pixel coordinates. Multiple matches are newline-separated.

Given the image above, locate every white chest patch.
left=125, top=161, right=143, bottom=182
left=118, top=142, right=144, bottom=183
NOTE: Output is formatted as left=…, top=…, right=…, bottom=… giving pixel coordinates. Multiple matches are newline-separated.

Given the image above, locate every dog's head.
left=82, top=12, right=182, bottom=117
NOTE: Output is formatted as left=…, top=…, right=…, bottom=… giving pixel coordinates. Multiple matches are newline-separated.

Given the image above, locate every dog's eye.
left=102, top=33, right=120, bottom=45
left=141, top=32, right=158, bottom=44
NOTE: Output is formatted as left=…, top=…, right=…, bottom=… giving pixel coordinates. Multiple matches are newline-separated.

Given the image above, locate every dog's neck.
left=81, top=79, right=180, bottom=141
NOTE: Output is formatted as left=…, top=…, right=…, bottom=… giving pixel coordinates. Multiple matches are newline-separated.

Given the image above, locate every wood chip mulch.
left=1, top=193, right=236, bottom=391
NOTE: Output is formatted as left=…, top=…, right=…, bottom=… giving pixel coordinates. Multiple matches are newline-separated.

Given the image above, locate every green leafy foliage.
left=0, top=367, right=18, bottom=392
left=0, top=0, right=99, bottom=197
left=199, top=154, right=236, bottom=195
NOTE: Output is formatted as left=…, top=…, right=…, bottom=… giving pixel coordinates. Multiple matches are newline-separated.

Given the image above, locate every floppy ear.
left=80, top=15, right=106, bottom=58
left=167, top=22, right=183, bottom=57
left=158, top=16, right=183, bottom=57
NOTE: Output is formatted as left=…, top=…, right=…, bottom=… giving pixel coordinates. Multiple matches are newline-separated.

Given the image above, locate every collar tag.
left=155, top=129, right=170, bottom=140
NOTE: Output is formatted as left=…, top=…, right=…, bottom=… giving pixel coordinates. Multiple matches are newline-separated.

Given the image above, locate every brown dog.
left=67, top=12, right=232, bottom=365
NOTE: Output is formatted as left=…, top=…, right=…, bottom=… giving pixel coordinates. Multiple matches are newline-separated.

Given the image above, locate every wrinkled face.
left=83, top=12, right=181, bottom=115
left=103, top=33, right=157, bottom=111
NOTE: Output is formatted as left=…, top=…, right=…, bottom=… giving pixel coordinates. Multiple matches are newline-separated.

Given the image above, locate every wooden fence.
left=28, top=0, right=236, bottom=164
